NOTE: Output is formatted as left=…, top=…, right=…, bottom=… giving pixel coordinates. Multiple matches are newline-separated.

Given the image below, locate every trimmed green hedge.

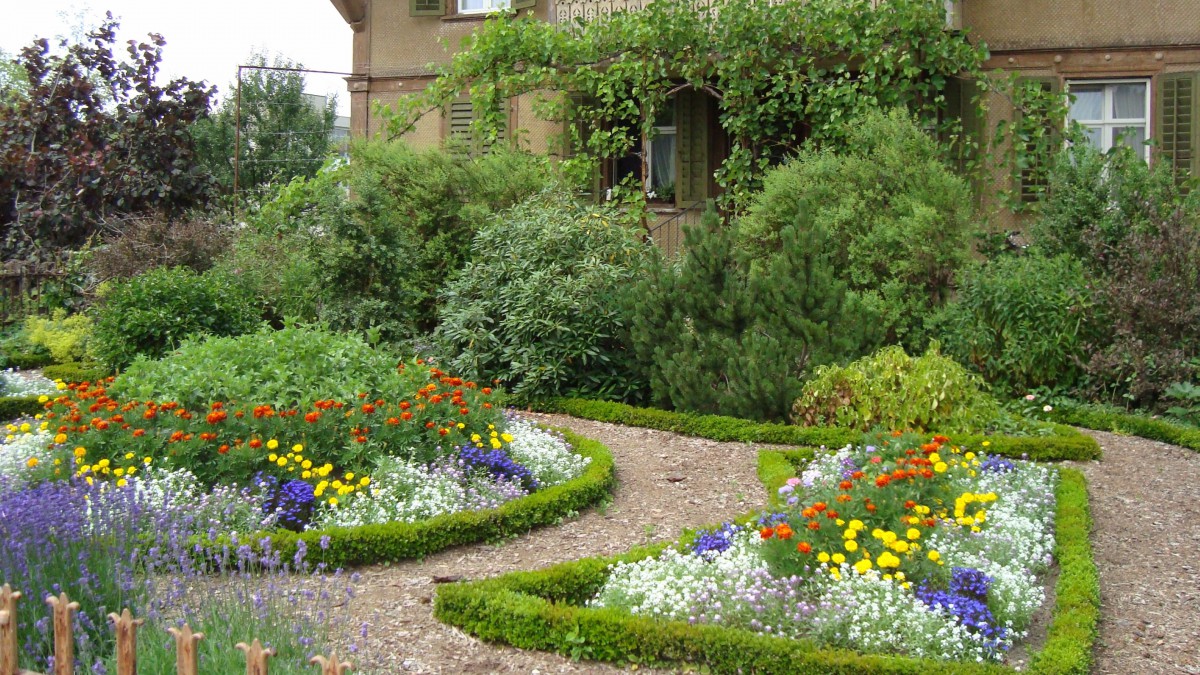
left=0, top=396, right=46, bottom=420
left=194, top=430, right=615, bottom=568
left=1051, top=404, right=1200, bottom=452
left=41, top=361, right=111, bottom=384
left=435, top=462, right=1096, bottom=674
left=537, top=398, right=1101, bottom=461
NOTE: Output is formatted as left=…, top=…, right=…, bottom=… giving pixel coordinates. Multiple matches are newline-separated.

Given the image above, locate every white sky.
left=0, top=1, right=354, bottom=114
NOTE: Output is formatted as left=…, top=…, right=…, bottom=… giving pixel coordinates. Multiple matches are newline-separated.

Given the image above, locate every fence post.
left=45, top=593, right=78, bottom=675
left=167, top=624, right=204, bottom=675
left=0, top=585, right=20, bottom=675
left=310, top=651, right=352, bottom=674
left=107, top=609, right=144, bottom=675
left=236, top=639, right=275, bottom=675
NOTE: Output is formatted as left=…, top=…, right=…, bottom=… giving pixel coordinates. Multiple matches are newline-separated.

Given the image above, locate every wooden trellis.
left=0, top=585, right=353, bottom=675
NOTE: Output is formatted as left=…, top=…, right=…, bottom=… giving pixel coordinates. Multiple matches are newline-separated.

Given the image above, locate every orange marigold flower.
left=386, top=417, right=400, bottom=426
left=483, top=403, right=493, bottom=409
left=249, top=439, right=263, bottom=449
left=438, top=428, right=449, bottom=436
left=399, top=401, right=411, bottom=411
left=760, top=527, right=775, bottom=539
left=904, top=500, right=916, bottom=509
left=775, top=523, right=794, bottom=540
left=813, top=502, right=827, bottom=512
left=400, top=411, right=413, bottom=421
left=459, top=407, right=469, bottom=415
left=807, top=521, right=821, bottom=531
left=839, top=480, right=853, bottom=490
left=852, top=471, right=865, bottom=480
left=355, top=435, right=368, bottom=443
left=922, top=469, right=934, bottom=479
left=890, top=430, right=903, bottom=437
left=933, top=435, right=950, bottom=444
left=357, top=393, right=368, bottom=399
left=796, top=541, right=812, bottom=554
left=825, top=510, right=839, bottom=519
left=132, top=429, right=145, bottom=437
left=218, top=444, right=230, bottom=455
left=836, top=494, right=853, bottom=503
left=875, top=475, right=891, bottom=487
left=305, top=411, right=321, bottom=423
left=866, top=504, right=877, bottom=513
left=801, top=507, right=816, bottom=519
left=361, top=404, right=376, bottom=414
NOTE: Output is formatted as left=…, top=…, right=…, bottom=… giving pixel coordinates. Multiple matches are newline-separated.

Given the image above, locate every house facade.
left=329, top=0, right=1200, bottom=219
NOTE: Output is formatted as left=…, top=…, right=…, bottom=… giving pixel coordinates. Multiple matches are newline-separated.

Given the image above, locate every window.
left=458, top=0, right=509, bottom=13
left=647, top=106, right=676, bottom=202
left=1067, top=79, right=1151, bottom=160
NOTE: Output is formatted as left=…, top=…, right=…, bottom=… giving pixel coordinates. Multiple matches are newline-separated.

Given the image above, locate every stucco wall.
left=965, top=0, right=1200, bottom=52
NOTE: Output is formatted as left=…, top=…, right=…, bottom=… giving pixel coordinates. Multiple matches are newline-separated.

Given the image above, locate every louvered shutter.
left=448, top=100, right=474, bottom=141
left=511, top=0, right=536, bottom=9
left=675, top=89, right=711, bottom=207
left=1158, top=72, right=1198, bottom=179
left=411, top=0, right=446, bottom=16
left=1017, top=76, right=1060, bottom=204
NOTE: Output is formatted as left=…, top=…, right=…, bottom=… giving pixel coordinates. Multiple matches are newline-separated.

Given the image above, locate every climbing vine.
left=382, top=0, right=1063, bottom=211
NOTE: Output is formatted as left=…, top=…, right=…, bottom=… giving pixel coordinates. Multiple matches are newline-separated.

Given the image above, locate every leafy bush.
left=736, top=108, right=976, bottom=345
left=214, top=228, right=324, bottom=326
left=1031, top=143, right=1200, bottom=269
left=792, top=343, right=1001, bottom=432
left=630, top=206, right=868, bottom=422
left=436, top=189, right=655, bottom=402
left=86, top=216, right=231, bottom=283
left=41, top=361, right=111, bottom=384
left=90, top=267, right=261, bottom=368
left=112, top=324, right=419, bottom=409
left=1164, top=382, right=1200, bottom=427
left=934, top=255, right=1098, bottom=395
left=23, top=309, right=93, bottom=363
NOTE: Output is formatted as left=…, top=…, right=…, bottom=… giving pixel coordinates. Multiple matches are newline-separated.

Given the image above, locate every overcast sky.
left=0, top=1, right=354, bottom=114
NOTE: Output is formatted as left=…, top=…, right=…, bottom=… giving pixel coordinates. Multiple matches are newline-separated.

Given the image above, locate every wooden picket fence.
left=0, top=585, right=353, bottom=675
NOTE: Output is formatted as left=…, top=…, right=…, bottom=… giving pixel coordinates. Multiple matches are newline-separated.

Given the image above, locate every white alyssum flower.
left=0, top=425, right=56, bottom=482
left=0, top=370, right=60, bottom=398
left=503, top=417, right=591, bottom=487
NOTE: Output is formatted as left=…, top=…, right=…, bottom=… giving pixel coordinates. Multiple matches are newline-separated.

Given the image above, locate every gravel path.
left=345, top=416, right=1200, bottom=674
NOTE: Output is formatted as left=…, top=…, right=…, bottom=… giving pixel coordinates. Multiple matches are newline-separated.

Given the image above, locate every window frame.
left=457, top=0, right=510, bottom=15
left=1066, top=78, right=1152, bottom=161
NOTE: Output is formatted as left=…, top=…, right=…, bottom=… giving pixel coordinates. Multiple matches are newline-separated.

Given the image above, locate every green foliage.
left=111, top=324, right=415, bottom=410
left=934, top=255, right=1097, bottom=395
left=191, top=431, right=615, bottom=568
left=41, top=361, right=111, bottom=384
left=1050, top=402, right=1200, bottom=452
left=90, top=267, right=261, bottom=368
left=432, top=468, right=1095, bottom=675
left=737, top=109, right=976, bottom=344
left=793, top=344, right=1001, bottom=432
left=23, top=310, right=92, bottom=363
left=630, top=205, right=866, bottom=422
left=192, top=52, right=337, bottom=197
left=0, top=15, right=215, bottom=261
left=0, top=396, right=46, bottom=420
left=534, top=397, right=1100, bottom=460
left=214, top=227, right=324, bottom=326
left=1031, top=144, right=1200, bottom=268
left=389, top=0, right=985, bottom=206
left=1164, top=382, right=1200, bottom=427
left=436, top=189, right=655, bottom=401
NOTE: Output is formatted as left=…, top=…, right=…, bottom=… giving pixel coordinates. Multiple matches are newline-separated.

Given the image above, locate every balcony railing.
left=552, top=0, right=960, bottom=30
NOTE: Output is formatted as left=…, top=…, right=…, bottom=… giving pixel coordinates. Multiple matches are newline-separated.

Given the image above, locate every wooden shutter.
left=1017, top=76, right=1060, bottom=204
left=411, top=0, right=446, bottom=17
left=942, top=76, right=982, bottom=176
left=675, top=89, right=711, bottom=207
left=511, top=0, right=536, bottom=9
left=448, top=100, right=474, bottom=141
left=1158, top=71, right=1198, bottom=179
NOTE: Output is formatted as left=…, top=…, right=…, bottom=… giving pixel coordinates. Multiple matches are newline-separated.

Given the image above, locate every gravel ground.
left=339, top=418, right=1200, bottom=674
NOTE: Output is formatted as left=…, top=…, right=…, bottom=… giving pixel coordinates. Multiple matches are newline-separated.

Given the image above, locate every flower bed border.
left=1050, top=404, right=1200, bottom=452
left=190, top=430, right=614, bottom=568
left=536, top=398, right=1101, bottom=461
left=0, top=395, right=46, bottom=420
left=433, top=455, right=1097, bottom=674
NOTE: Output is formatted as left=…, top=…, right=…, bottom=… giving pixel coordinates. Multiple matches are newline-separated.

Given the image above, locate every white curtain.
left=1070, top=86, right=1104, bottom=122
left=651, top=133, right=676, bottom=190
left=1112, top=83, right=1146, bottom=119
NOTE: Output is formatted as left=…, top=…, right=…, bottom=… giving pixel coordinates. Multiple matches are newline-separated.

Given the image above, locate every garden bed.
left=433, top=434, right=1097, bottom=674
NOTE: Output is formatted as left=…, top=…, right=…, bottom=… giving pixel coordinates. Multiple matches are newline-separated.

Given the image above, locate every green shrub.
left=0, top=395, right=47, bottom=420
left=792, top=343, right=1001, bottom=432
left=111, top=324, right=416, bottom=409
left=1164, top=381, right=1200, bottom=427
left=41, top=361, right=111, bottom=384
left=1050, top=402, right=1200, bottom=452
left=436, top=189, right=655, bottom=402
left=23, top=310, right=93, bottom=363
left=629, top=206, right=868, bottom=422
left=89, top=266, right=261, bottom=368
left=934, top=255, right=1098, bottom=395
left=214, top=227, right=324, bottom=326
left=737, top=108, right=976, bottom=346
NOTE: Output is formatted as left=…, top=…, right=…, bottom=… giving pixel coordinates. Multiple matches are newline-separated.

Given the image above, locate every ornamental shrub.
left=23, top=309, right=93, bottom=363
left=89, top=266, right=261, bottom=368
left=629, top=205, right=869, bottom=422
left=736, top=108, right=977, bottom=346
left=436, top=188, right=655, bottom=402
left=933, top=255, right=1099, bottom=395
left=792, top=343, right=1001, bottom=432
left=111, top=324, right=418, bottom=409
left=85, top=216, right=231, bottom=283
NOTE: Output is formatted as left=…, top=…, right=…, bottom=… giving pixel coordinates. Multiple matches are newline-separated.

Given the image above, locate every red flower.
left=806, top=521, right=821, bottom=531
left=851, top=471, right=865, bottom=480
left=933, top=435, right=950, bottom=444
left=132, top=429, right=145, bottom=438
left=361, top=404, right=376, bottom=414
left=386, top=417, right=400, bottom=426
left=904, top=500, right=916, bottom=509
left=355, top=435, right=367, bottom=443
left=425, top=421, right=435, bottom=429
left=760, top=527, right=775, bottom=539
left=401, top=411, right=413, bottom=421
left=357, top=393, right=368, bottom=399
left=218, top=445, right=230, bottom=454
left=870, top=456, right=883, bottom=464
left=305, top=411, right=321, bottom=423
left=839, top=480, right=853, bottom=490
left=438, top=428, right=449, bottom=436
left=459, top=407, right=469, bottom=415
left=875, top=475, right=891, bottom=487
left=249, top=439, right=262, bottom=449
left=399, top=401, right=411, bottom=411
left=866, top=504, right=877, bottom=513
left=482, top=387, right=492, bottom=395
left=796, top=541, right=812, bottom=554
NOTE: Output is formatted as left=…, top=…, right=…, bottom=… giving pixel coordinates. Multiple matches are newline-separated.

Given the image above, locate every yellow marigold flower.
left=267, top=439, right=279, bottom=450
left=882, top=574, right=893, bottom=581
left=928, top=452, right=940, bottom=463
left=359, top=477, right=370, bottom=486
left=332, top=480, right=343, bottom=489
left=116, top=478, right=128, bottom=488
left=5, top=424, right=14, bottom=432
left=957, top=516, right=974, bottom=526
left=25, top=457, right=38, bottom=468
left=906, top=528, right=921, bottom=540
left=126, top=466, right=136, bottom=475
left=37, top=396, right=48, bottom=403
left=934, top=462, right=948, bottom=473
left=964, top=452, right=975, bottom=460
left=501, top=433, right=514, bottom=443
left=871, top=528, right=885, bottom=539
left=302, top=471, right=312, bottom=479
left=85, top=476, right=94, bottom=486
left=832, top=553, right=846, bottom=565
left=830, top=567, right=841, bottom=580
left=490, top=439, right=502, bottom=449
left=38, top=421, right=47, bottom=429
left=268, top=454, right=278, bottom=462
left=292, top=444, right=303, bottom=453
left=302, top=460, right=312, bottom=469
left=74, top=447, right=87, bottom=458
left=487, top=424, right=495, bottom=430
left=114, top=468, right=125, bottom=477
left=877, top=552, right=901, bottom=568
left=817, top=552, right=831, bottom=563
left=53, top=433, right=67, bottom=444
left=892, top=541, right=909, bottom=554
left=895, top=571, right=906, bottom=581
left=471, top=434, right=481, bottom=443
left=56, top=381, right=67, bottom=390
left=880, top=531, right=897, bottom=544
left=98, top=458, right=110, bottom=468
left=844, top=540, right=859, bottom=552
left=853, top=559, right=872, bottom=574
left=927, top=550, right=940, bottom=562
left=53, top=459, right=61, bottom=466
left=314, top=487, right=324, bottom=497
left=843, top=528, right=857, bottom=540
left=19, top=423, right=30, bottom=433
left=345, top=472, right=354, bottom=481
left=276, top=457, right=287, bottom=467
left=143, top=457, right=152, bottom=465
left=327, top=497, right=338, bottom=506
left=848, top=519, right=865, bottom=531
left=456, top=423, right=465, bottom=430
left=124, top=452, right=134, bottom=460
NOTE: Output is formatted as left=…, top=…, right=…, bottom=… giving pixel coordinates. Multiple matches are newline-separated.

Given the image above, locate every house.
left=329, top=0, right=1200, bottom=228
